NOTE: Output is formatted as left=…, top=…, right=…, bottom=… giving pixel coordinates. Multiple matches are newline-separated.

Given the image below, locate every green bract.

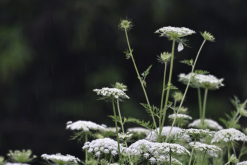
left=201, top=31, right=215, bottom=42
left=7, top=150, right=36, bottom=163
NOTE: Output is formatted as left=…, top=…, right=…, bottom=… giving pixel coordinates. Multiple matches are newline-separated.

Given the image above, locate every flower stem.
left=228, top=143, right=231, bottom=162
left=188, top=139, right=197, bottom=165
left=170, top=147, right=172, bottom=165
left=159, top=39, right=176, bottom=142
left=202, top=88, right=208, bottom=127
left=197, top=88, right=202, bottom=119
left=158, top=63, right=167, bottom=142
left=202, top=150, right=207, bottom=165
left=124, top=29, right=157, bottom=130
left=112, top=97, right=121, bottom=162
left=165, top=40, right=206, bottom=142
left=85, top=132, right=88, bottom=164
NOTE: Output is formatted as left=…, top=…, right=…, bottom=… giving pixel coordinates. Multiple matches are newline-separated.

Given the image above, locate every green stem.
left=238, top=141, right=245, bottom=160
left=228, top=143, right=231, bottom=162
left=158, top=62, right=167, bottom=142
left=202, top=88, right=208, bottom=127
left=159, top=39, right=176, bottom=141
left=197, top=88, right=202, bottom=119
left=124, top=29, right=157, bottom=130
left=202, top=150, right=207, bottom=165
left=165, top=40, right=206, bottom=142
left=192, top=154, right=197, bottom=165
left=170, top=147, right=172, bottom=165
left=85, top=132, right=88, bottom=164
left=189, top=139, right=197, bottom=165
left=112, top=97, right=121, bottom=162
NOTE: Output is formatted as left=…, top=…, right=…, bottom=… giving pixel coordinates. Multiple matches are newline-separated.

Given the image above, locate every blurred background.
left=1, top=0, right=247, bottom=162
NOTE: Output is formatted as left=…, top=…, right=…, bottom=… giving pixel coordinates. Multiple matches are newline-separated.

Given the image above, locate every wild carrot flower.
left=189, top=142, right=221, bottom=157
left=93, top=87, right=129, bottom=100
left=41, top=153, right=80, bottom=164
left=168, top=114, right=192, bottom=120
left=127, top=127, right=150, bottom=135
left=211, top=128, right=247, bottom=143
left=181, top=128, right=214, bottom=138
left=189, top=119, right=223, bottom=130
left=237, top=161, right=247, bottom=165
left=66, top=120, right=105, bottom=132
left=155, top=26, right=195, bottom=39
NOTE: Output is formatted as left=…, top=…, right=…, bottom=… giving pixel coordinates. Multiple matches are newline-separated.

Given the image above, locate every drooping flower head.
left=93, top=87, right=129, bottom=101
left=189, top=119, right=223, bottom=130
left=211, top=128, right=247, bottom=143
left=178, top=73, right=224, bottom=90
left=155, top=26, right=195, bottom=40
left=41, top=153, right=80, bottom=165
left=66, top=120, right=105, bottom=132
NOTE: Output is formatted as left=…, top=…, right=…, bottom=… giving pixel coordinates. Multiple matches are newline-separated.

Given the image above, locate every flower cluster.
left=237, top=161, right=247, bottom=165
left=178, top=73, right=224, bottom=90
left=41, top=153, right=80, bottom=164
left=155, top=26, right=195, bottom=39
left=5, top=163, right=29, bottom=165
left=182, top=128, right=214, bottom=138
left=168, top=114, right=192, bottom=120
left=189, top=142, right=221, bottom=157
left=93, top=87, right=129, bottom=100
left=211, top=128, right=247, bottom=143
left=82, top=138, right=125, bottom=157
left=189, top=119, right=223, bottom=130
left=146, top=126, right=190, bottom=142
left=7, top=150, right=36, bottom=163
left=66, top=120, right=105, bottom=132
left=127, top=127, right=150, bottom=135
left=101, top=127, right=120, bottom=133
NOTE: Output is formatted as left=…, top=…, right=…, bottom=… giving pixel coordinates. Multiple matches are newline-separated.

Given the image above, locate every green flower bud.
left=172, top=91, right=183, bottom=102
left=157, top=52, right=172, bottom=64
left=229, top=154, right=239, bottom=164
left=201, top=31, right=215, bottom=42
left=118, top=18, right=133, bottom=31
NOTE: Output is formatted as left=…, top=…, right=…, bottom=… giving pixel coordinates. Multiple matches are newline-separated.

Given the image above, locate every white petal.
left=178, top=42, right=184, bottom=52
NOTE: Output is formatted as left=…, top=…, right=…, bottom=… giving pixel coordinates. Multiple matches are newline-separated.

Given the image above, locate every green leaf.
left=180, top=59, right=193, bottom=66
left=141, top=65, right=152, bottom=80
left=125, top=117, right=153, bottom=129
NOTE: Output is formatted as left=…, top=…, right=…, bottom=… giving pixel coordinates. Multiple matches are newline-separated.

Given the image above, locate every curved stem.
left=124, top=29, right=157, bottom=130
left=112, top=97, right=121, bottom=162
left=202, top=89, right=208, bottom=127
left=165, top=40, right=206, bottom=142
left=197, top=88, right=202, bottom=119
left=160, top=39, right=176, bottom=141
left=158, top=63, right=167, bottom=142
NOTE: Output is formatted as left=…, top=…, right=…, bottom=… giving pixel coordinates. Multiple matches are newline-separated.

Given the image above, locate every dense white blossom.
left=182, top=128, right=214, bottom=138
left=168, top=113, right=192, bottom=120
left=93, top=87, right=129, bottom=99
left=155, top=26, right=195, bottom=38
left=66, top=120, right=105, bottom=132
left=211, top=128, right=247, bottom=143
left=41, top=153, right=80, bottom=163
left=178, top=73, right=224, bottom=90
left=237, top=161, right=247, bottom=165
left=189, top=142, right=221, bottom=157
left=82, top=138, right=125, bottom=156
left=146, top=126, right=190, bottom=142
left=127, top=127, right=150, bottom=135
left=189, top=119, right=223, bottom=130
left=156, top=156, right=182, bottom=165
left=5, top=163, right=29, bottom=165
left=118, top=132, right=133, bottom=140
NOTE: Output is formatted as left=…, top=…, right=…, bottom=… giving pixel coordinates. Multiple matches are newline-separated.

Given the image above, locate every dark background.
left=1, top=0, right=247, bottom=162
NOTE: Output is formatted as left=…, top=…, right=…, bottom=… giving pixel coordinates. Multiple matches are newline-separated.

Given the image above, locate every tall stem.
left=228, top=143, right=231, bottom=162
left=165, top=40, right=206, bottom=142
left=202, top=150, right=207, bottom=165
left=124, top=29, right=157, bottom=130
left=197, top=88, right=202, bottom=119
left=112, top=97, right=121, bottom=162
left=202, top=88, right=208, bottom=127
left=189, top=139, right=197, bottom=165
left=85, top=132, right=88, bottom=164
left=159, top=39, right=176, bottom=141
left=158, top=63, right=167, bottom=142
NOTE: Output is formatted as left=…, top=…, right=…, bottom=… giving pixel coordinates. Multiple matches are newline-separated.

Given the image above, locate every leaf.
left=141, top=65, right=152, bottom=80
left=194, top=70, right=209, bottom=75
left=180, top=59, right=193, bottom=66
left=125, top=117, right=153, bottom=129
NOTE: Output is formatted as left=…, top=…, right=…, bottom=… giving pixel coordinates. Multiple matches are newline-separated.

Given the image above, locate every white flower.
left=101, top=127, right=120, bottom=133
left=155, top=26, right=195, bottom=39
left=66, top=120, right=105, bottom=131
left=237, top=161, right=247, bottom=165
left=168, top=114, right=192, bottom=120
left=93, top=87, right=129, bottom=99
left=118, top=132, right=133, bottom=140
left=178, top=73, right=224, bottom=90
left=189, top=142, right=221, bottom=157
left=188, top=119, right=223, bottom=130
left=82, top=138, right=126, bottom=156
left=41, top=153, right=80, bottom=163
left=211, top=128, right=247, bottom=143
left=146, top=126, right=190, bottom=142
left=149, top=157, right=156, bottom=164
left=127, top=127, right=150, bottom=135
left=5, top=163, right=29, bottom=165
left=182, top=128, right=214, bottom=139
left=156, top=156, right=183, bottom=165
left=143, top=153, right=150, bottom=159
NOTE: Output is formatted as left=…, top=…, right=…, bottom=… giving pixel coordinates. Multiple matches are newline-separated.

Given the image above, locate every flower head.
left=7, top=150, right=36, bottom=163
left=66, top=120, right=105, bottom=132
left=41, top=153, right=80, bottom=164
left=189, top=119, right=223, bottom=130
left=172, top=91, right=183, bottom=102
left=5, top=163, right=29, bottom=165
left=118, top=132, right=133, bottom=140
left=168, top=114, right=192, bottom=120
left=237, top=161, right=247, bottom=165
left=157, top=52, right=172, bottom=64
left=118, top=18, right=133, bottom=31
left=189, top=142, right=221, bottom=157
left=211, top=128, right=247, bottom=143
left=178, top=73, right=224, bottom=90
left=155, top=26, right=195, bottom=40
left=182, top=128, right=214, bottom=139
left=93, top=87, right=129, bottom=100
left=127, top=127, right=150, bottom=135
left=201, top=31, right=215, bottom=42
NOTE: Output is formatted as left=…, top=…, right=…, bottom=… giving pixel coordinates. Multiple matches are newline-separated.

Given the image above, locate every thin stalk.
left=192, top=154, right=197, bottom=165
left=197, top=88, right=202, bottom=119
left=85, top=132, right=88, bottom=164
left=169, top=147, right=172, bottom=165
left=188, top=139, right=197, bottom=165
left=238, top=141, right=245, bottom=160
left=234, top=115, right=241, bottom=124
left=158, top=62, right=167, bottom=142
left=165, top=40, right=206, bottom=142
left=159, top=39, right=176, bottom=141
left=228, top=143, right=231, bottom=162
left=124, top=29, right=157, bottom=130
left=202, top=150, right=207, bottom=165
left=232, top=142, right=237, bottom=157
left=112, top=97, right=121, bottom=162
left=202, top=89, right=208, bottom=127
